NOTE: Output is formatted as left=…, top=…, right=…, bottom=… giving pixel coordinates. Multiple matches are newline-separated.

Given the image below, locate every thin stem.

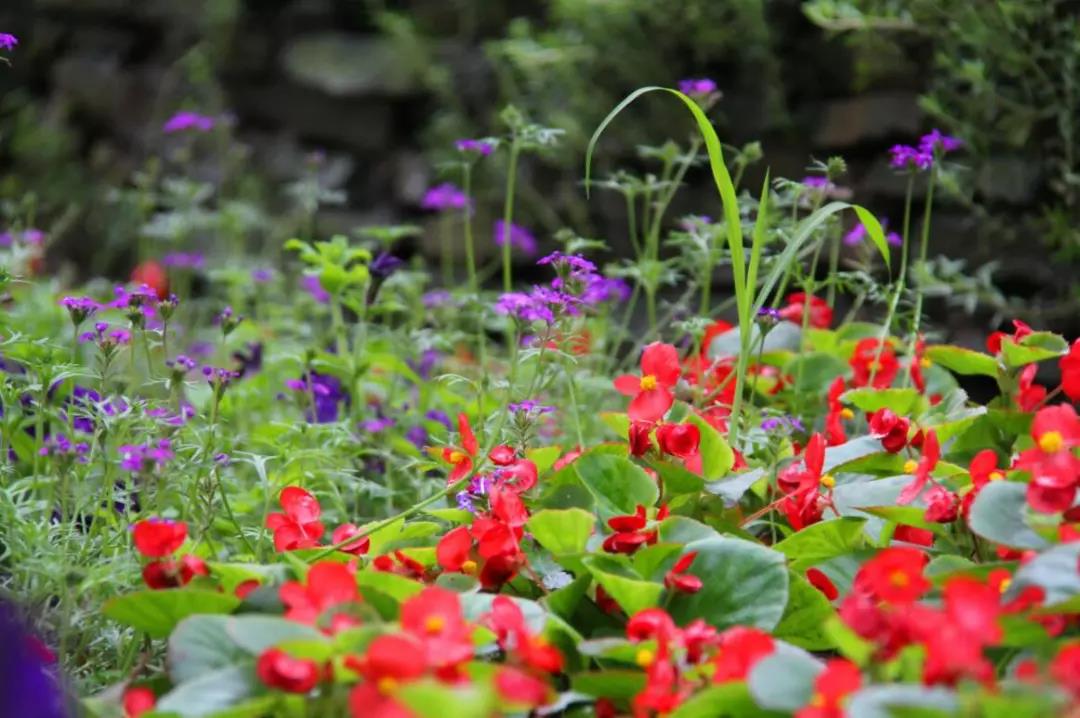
left=501, top=141, right=521, bottom=293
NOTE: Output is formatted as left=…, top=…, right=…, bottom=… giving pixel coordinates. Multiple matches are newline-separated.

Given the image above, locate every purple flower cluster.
left=761, top=415, right=805, bottom=433
left=493, top=221, right=538, bottom=257
left=60, top=296, right=99, bottom=326
left=38, top=434, right=90, bottom=461
left=421, top=183, right=470, bottom=212
left=508, top=400, right=554, bottom=417
left=844, top=219, right=903, bottom=247
left=0, top=228, right=44, bottom=247
left=119, top=439, right=174, bottom=472
left=495, top=252, right=630, bottom=324
left=162, top=252, right=205, bottom=270
left=0, top=34, right=17, bottom=52
left=455, top=139, right=495, bottom=156
left=889, top=129, right=962, bottom=171
left=678, top=78, right=717, bottom=96
left=286, top=371, right=350, bottom=423
left=301, top=275, right=331, bottom=304
left=79, top=322, right=131, bottom=347
left=455, top=473, right=491, bottom=513
left=163, top=112, right=216, bottom=134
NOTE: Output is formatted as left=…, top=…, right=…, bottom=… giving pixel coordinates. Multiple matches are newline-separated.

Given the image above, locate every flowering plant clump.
left=2, top=70, right=1080, bottom=718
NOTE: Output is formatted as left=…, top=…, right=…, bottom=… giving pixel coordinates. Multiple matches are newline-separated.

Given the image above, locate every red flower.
left=1051, top=643, right=1080, bottom=700
left=122, top=687, right=156, bottom=718
left=1061, top=339, right=1080, bottom=402
left=347, top=634, right=425, bottom=718
left=712, top=626, right=775, bottom=683
left=280, top=561, right=360, bottom=630
left=656, top=423, right=700, bottom=460
left=779, top=292, right=833, bottom=329
left=778, top=433, right=826, bottom=496
left=1016, top=404, right=1080, bottom=513
left=552, top=447, right=582, bottom=471
left=442, top=413, right=479, bottom=483
left=824, top=377, right=849, bottom=446
left=806, top=568, right=839, bottom=601
left=400, top=587, right=474, bottom=678
left=868, top=409, right=910, bottom=453
left=795, top=659, right=861, bottom=718
left=923, top=484, right=958, bottom=523
left=700, top=320, right=733, bottom=357
left=614, top=343, right=681, bottom=423
left=266, top=487, right=324, bottom=552
left=497, top=459, right=539, bottom=493
left=909, top=336, right=929, bottom=393
left=495, top=666, right=552, bottom=707
left=942, top=577, right=1003, bottom=645
left=256, top=648, right=322, bottom=693
left=664, top=552, right=703, bottom=594
left=893, top=525, right=934, bottom=546
left=131, top=260, right=169, bottom=300
left=1016, top=364, right=1047, bottom=411
left=850, top=338, right=899, bottom=389
left=987, top=319, right=1032, bottom=355
left=897, top=430, right=939, bottom=504
left=235, top=579, right=261, bottom=598
left=131, top=518, right=187, bottom=558
left=142, top=554, right=208, bottom=590
left=629, top=421, right=654, bottom=457
left=484, top=595, right=563, bottom=674
left=331, top=524, right=371, bottom=556
left=489, top=444, right=516, bottom=465
left=436, top=525, right=474, bottom=573
left=855, top=547, right=929, bottom=604
left=373, top=551, right=427, bottom=580
left=962, top=450, right=1005, bottom=518
left=603, top=505, right=658, bottom=555
left=626, top=608, right=678, bottom=643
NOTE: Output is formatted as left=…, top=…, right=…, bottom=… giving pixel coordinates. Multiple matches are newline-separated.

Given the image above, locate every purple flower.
left=421, top=289, right=452, bottom=308
left=493, top=221, right=538, bottom=257
left=889, top=144, right=933, bottom=171
left=508, top=400, right=555, bottom=416
left=360, top=416, right=395, bottom=433
left=251, top=268, right=274, bottom=283
left=406, top=349, right=440, bottom=380
left=370, top=252, right=404, bottom=279
left=678, top=78, right=717, bottom=96
left=163, top=111, right=215, bottom=134
left=579, top=275, right=631, bottom=305
left=0, top=228, right=44, bottom=247
left=757, top=307, right=782, bottom=321
left=0, top=601, right=68, bottom=718
left=421, top=183, right=469, bottom=212
left=918, top=129, right=962, bottom=155
left=119, top=439, right=174, bottom=472
left=60, top=296, right=99, bottom=325
left=537, top=251, right=597, bottom=274
left=38, top=434, right=89, bottom=461
left=844, top=219, right=903, bottom=247
left=494, top=291, right=555, bottom=324
left=166, top=355, right=198, bottom=372
left=455, top=139, right=495, bottom=156
left=301, top=275, right=331, bottom=304
left=287, top=371, right=350, bottom=423
left=424, top=409, right=453, bottom=430
left=162, top=252, right=205, bottom=270
left=405, top=425, right=428, bottom=450
left=0, top=34, right=18, bottom=52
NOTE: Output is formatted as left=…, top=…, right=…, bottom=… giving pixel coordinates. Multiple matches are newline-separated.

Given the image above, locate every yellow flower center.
left=903, top=459, right=919, bottom=474
left=989, top=471, right=1004, bottom=481
left=377, top=677, right=398, bottom=696
left=810, top=693, right=827, bottom=708
left=640, top=374, right=658, bottom=391
left=635, top=648, right=655, bottom=668
left=840, top=408, right=855, bottom=420
left=889, top=570, right=910, bottom=587
left=998, top=577, right=1012, bottom=593
left=820, top=474, right=836, bottom=489
left=869, top=360, right=882, bottom=372
left=425, top=616, right=445, bottom=634
left=462, top=559, right=478, bottom=576
left=448, top=450, right=466, bottom=464
left=920, top=357, right=933, bottom=368
left=1039, top=431, right=1064, bottom=453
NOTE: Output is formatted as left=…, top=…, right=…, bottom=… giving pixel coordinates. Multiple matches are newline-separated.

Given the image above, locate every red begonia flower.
left=442, top=413, right=479, bottom=484
left=614, top=342, right=681, bottom=423
left=266, top=486, right=324, bottom=552
left=256, top=648, right=322, bottom=694
left=712, top=626, right=775, bottom=683
left=131, top=518, right=187, bottom=558
left=855, top=547, right=929, bottom=604
left=1060, top=338, right=1080, bottom=402
left=779, top=292, right=833, bottom=329
left=141, top=554, right=207, bottom=590
left=331, top=524, right=371, bottom=556
left=279, top=560, right=360, bottom=629
left=131, top=260, right=169, bottom=300
left=664, top=551, right=703, bottom=594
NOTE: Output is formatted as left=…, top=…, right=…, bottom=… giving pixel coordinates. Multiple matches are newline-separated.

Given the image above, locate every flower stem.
left=501, top=140, right=521, bottom=293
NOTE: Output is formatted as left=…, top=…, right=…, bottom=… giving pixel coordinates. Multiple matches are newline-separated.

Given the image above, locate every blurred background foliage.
left=0, top=0, right=1077, bottom=328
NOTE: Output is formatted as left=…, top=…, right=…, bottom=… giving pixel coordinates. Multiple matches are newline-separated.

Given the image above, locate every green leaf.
left=668, top=537, right=788, bottom=631
left=747, top=647, right=823, bottom=711
left=168, top=616, right=246, bottom=684
left=104, top=590, right=241, bottom=639
left=925, top=345, right=999, bottom=377
left=397, top=680, right=493, bottom=718
left=648, top=458, right=705, bottom=494
left=670, top=682, right=777, bottom=718
left=571, top=671, right=646, bottom=699
left=1000, top=331, right=1069, bottom=368
left=357, top=568, right=425, bottom=603
left=154, top=665, right=257, bottom=717
left=773, top=517, right=867, bottom=565
left=823, top=616, right=874, bottom=665
left=784, top=353, right=848, bottom=394
left=573, top=451, right=659, bottom=520
left=1010, top=542, right=1080, bottom=606
left=773, top=572, right=836, bottom=650
left=527, top=508, right=595, bottom=556
left=841, top=388, right=926, bottom=417
left=685, top=413, right=734, bottom=480
left=968, top=481, right=1050, bottom=550
left=846, top=685, right=958, bottom=718
left=583, top=554, right=664, bottom=616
